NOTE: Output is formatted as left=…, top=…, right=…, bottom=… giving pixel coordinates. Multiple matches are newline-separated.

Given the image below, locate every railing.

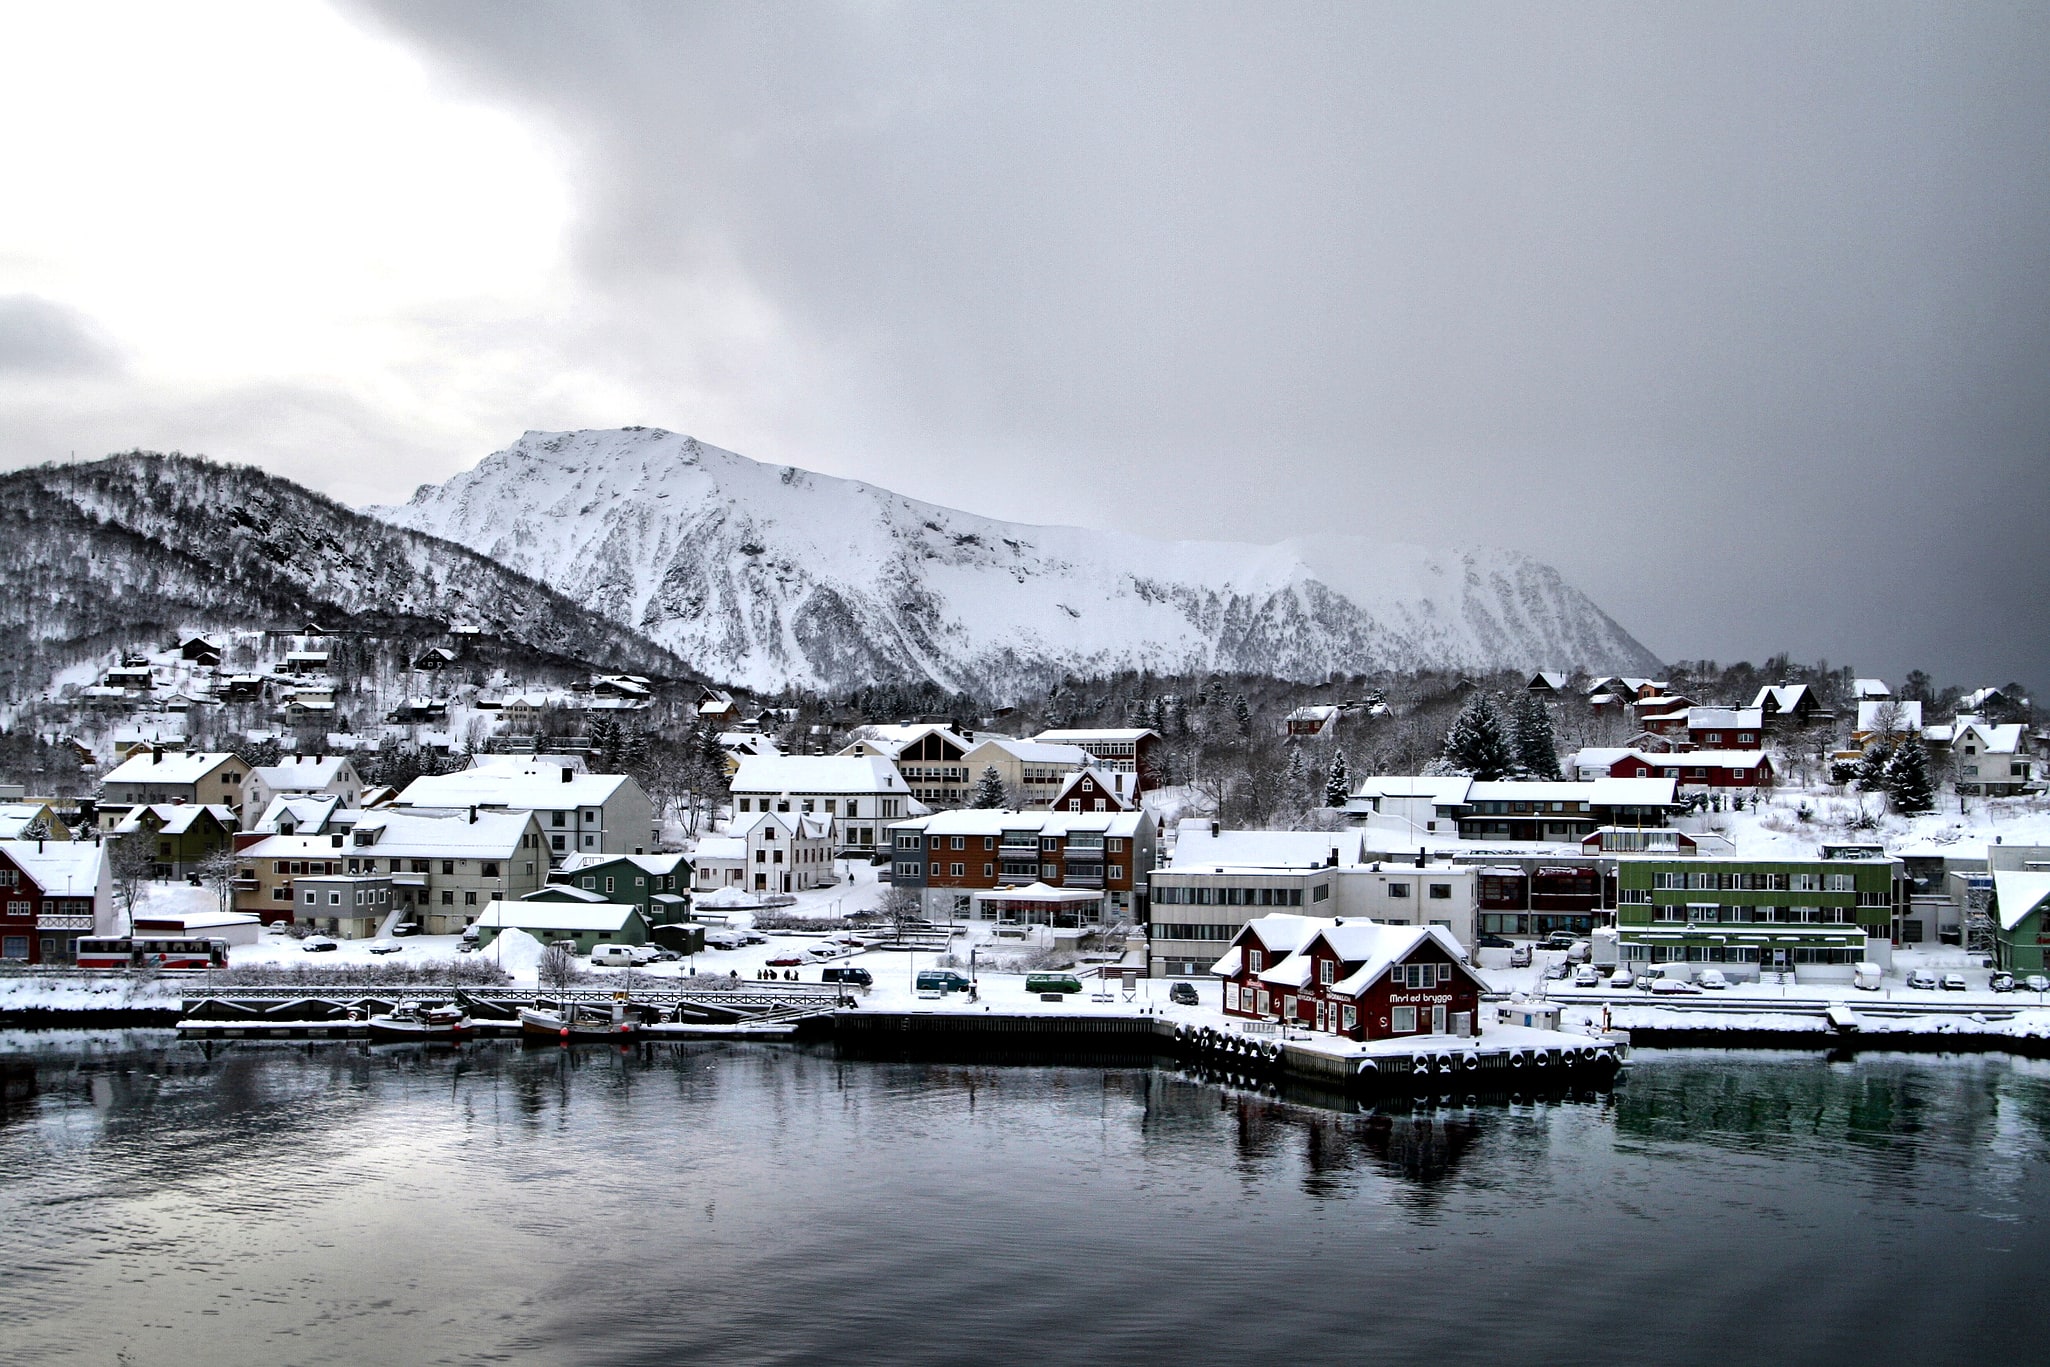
left=36, top=913, right=94, bottom=931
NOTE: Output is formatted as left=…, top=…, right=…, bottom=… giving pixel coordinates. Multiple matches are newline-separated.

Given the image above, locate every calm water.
left=2, top=1035, right=2047, bottom=1367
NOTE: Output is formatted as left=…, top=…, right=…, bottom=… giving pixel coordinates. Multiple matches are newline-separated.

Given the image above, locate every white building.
left=393, top=763, right=657, bottom=861
left=689, top=811, right=833, bottom=895
left=240, top=754, right=364, bottom=828
left=728, top=755, right=921, bottom=854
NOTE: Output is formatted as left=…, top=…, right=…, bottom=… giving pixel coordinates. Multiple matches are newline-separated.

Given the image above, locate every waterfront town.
left=3, top=641, right=2046, bottom=1073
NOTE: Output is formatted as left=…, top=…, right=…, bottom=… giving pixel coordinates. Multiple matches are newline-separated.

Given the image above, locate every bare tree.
left=107, top=835, right=155, bottom=927
left=539, top=941, right=583, bottom=995
left=198, top=846, right=241, bottom=915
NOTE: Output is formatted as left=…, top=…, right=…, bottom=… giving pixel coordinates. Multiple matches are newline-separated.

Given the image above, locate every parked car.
left=1169, top=981, right=1201, bottom=1005
left=645, top=949, right=681, bottom=964
left=1941, top=972, right=1968, bottom=991
left=1906, top=970, right=1939, bottom=990
left=1025, top=972, right=1084, bottom=995
left=702, top=929, right=747, bottom=950
left=367, top=940, right=402, bottom=956
left=2028, top=974, right=2050, bottom=994
left=1697, top=968, right=1729, bottom=990
left=301, top=937, right=338, bottom=953
left=1990, top=971, right=2016, bottom=993
left=1609, top=968, right=1635, bottom=990
left=1543, top=931, right=1578, bottom=950
left=1476, top=933, right=1514, bottom=950
left=821, top=965, right=874, bottom=988
left=993, top=920, right=1030, bottom=939
left=264, top=921, right=292, bottom=935
left=1543, top=961, right=1571, bottom=981
left=1651, top=977, right=1702, bottom=995
left=765, top=950, right=808, bottom=967
left=389, top=922, right=420, bottom=938
left=915, top=969, right=972, bottom=993
left=1509, top=944, right=1533, bottom=968
left=624, top=944, right=665, bottom=966
left=1572, top=965, right=1600, bottom=987
left=457, top=939, right=480, bottom=953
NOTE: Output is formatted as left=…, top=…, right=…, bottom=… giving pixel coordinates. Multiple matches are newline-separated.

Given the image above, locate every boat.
left=366, top=1001, right=472, bottom=1042
left=519, top=997, right=641, bottom=1043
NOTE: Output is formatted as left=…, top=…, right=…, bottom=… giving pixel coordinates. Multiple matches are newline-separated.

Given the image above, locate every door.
left=1431, top=1004, right=1447, bottom=1035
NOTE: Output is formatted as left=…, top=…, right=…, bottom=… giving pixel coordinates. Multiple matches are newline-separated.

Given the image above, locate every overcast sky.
left=2, top=2, right=2044, bottom=690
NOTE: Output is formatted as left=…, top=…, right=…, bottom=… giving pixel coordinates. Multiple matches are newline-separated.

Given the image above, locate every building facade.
left=1614, top=855, right=1901, bottom=980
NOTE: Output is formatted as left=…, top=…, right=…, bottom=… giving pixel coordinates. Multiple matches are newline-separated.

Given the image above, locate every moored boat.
left=519, top=998, right=640, bottom=1043
left=367, top=1001, right=472, bottom=1042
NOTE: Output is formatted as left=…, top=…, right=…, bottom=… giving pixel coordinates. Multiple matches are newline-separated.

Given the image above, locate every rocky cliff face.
left=371, top=427, right=1662, bottom=697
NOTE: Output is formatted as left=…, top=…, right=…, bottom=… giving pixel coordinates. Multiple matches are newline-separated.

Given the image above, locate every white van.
left=589, top=944, right=635, bottom=967
left=1852, top=962, right=1884, bottom=991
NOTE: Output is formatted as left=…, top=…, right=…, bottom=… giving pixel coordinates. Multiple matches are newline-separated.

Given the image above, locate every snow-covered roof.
left=0, top=839, right=105, bottom=894
left=1285, top=705, right=1339, bottom=723
left=114, top=803, right=235, bottom=836
left=733, top=809, right=832, bottom=842
left=1752, top=684, right=1815, bottom=712
left=975, top=882, right=1102, bottom=902
left=251, top=795, right=342, bottom=834
left=395, top=766, right=631, bottom=810
left=1621, top=751, right=1770, bottom=770
left=1460, top=778, right=1677, bottom=806
left=471, top=752, right=585, bottom=773
left=966, top=737, right=1093, bottom=765
left=1687, top=707, right=1762, bottom=730
left=243, top=808, right=537, bottom=860
left=839, top=723, right=970, bottom=758
left=1326, top=924, right=1473, bottom=997
left=250, top=755, right=354, bottom=790
left=890, top=808, right=1146, bottom=838
left=1994, top=870, right=2050, bottom=932
left=1956, top=721, right=2027, bottom=755
left=474, top=899, right=643, bottom=933
left=690, top=835, right=747, bottom=863
left=730, top=755, right=912, bottom=796
left=1032, top=728, right=1158, bottom=744
left=0, top=805, right=61, bottom=839
left=1170, top=822, right=1360, bottom=870
left=102, top=750, right=238, bottom=786
left=1854, top=679, right=1892, bottom=699
left=557, top=850, right=691, bottom=876
left=1528, top=672, right=1567, bottom=690
left=1351, top=776, right=1475, bottom=805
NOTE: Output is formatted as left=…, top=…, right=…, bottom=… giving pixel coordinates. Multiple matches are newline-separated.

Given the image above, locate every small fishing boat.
left=519, top=996, right=640, bottom=1043
left=366, top=1000, right=471, bottom=1042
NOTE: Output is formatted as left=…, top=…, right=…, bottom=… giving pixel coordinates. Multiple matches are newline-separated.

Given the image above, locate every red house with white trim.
left=1213, top=914, right=1485, bottom=1042
left=1607, top=750, right=1774, bottom=789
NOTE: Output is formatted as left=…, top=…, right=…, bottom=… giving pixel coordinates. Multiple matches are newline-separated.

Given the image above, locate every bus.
left=74, top=937, right=229, bottom=971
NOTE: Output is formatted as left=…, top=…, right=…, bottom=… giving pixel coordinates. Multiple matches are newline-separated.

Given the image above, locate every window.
left=894, top=862, right=920, bottom=881
left=1388, top=884, right=1411, bottom=899
left=552, top=836, right=565, bottom=852
left=1428, top=883, right=1451, bottom=899
left=581, top=876, right=597, bottom=890
left=1248, top=949, right=1264, bottom=972
left=1342, top=1005, right=1357, bottom=1031
left=1438, top=963, right=1451, bottom=983
left=1108, top=865, right=1125, bottom=881
left=441, top=891, right=454, bottom=906
left=442, top=861, right=455, bottom=876
left=304, top=890, right=315, bottom=905
left=328, top=892, right=341, bottom=906
left=1391, top=1006, right=1417, bottom=1033
left=950, top=836, right=965, bottom=850
left=465, top=891, right=477, bottom=906
left=1312, top=883, right=1330, bottom=903
left=983, top=864, right=992, bottom=877
left=552, top=812, right=566, bottom=827
left=482, top=863, right=499, bottom=879
left=1318, top=960, right=1335, bottom=985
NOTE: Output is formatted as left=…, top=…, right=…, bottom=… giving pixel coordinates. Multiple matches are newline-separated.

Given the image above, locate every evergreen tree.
left=1324, top=748, right=1351, bottom=807
left=586, top=714, right=622, bottom=770
left=1282, top=747, right=1310, bottom=815
left=1857, top=741, right=1893, bottom=792
left=1510, top=693, right=1562, bottom=779
left=1442, top=694, right=1516, bottom=780
left=1232, top=694, right=1253, bottom=740
left=971, top=764, right=1007, bottom=809
left=1884, top=737, right=1935, bottom=814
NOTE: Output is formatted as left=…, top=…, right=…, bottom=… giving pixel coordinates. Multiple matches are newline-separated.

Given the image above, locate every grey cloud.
left=0, top=295, right=124, bottom=375
left=200, top=7, right=2050, bottom=685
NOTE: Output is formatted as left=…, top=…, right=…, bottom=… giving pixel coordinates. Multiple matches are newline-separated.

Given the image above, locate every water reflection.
left=2, top=1036, right=2049, bottom=1367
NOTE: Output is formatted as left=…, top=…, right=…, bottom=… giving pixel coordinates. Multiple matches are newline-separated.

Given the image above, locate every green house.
left=1992, top=871, right=2050, bottom=974
left=471, top=898, right=649, bottom=954
left=112, top=804, right=238, bottom=879
left=1615, top=855, right=1900, bottom=980
left=549, top=853, right=692, bottom=924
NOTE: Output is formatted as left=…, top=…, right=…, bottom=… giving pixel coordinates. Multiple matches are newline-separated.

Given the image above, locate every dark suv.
left=1168, top=982, right=1200, bottom=1005
left=821, top=966, right=873, bottom=987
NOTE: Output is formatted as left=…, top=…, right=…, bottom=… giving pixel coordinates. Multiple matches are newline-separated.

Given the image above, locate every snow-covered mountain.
left=370, top=428, right=1661, bottom=696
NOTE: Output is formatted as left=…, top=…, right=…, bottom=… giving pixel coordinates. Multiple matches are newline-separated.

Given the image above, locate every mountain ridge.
left=369, top=427, right=1663, bottom=697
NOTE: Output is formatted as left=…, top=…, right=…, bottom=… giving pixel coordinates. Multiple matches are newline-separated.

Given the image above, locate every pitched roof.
left=241, top=808, right=537, bottom=860
left=0, top=839, right=105, bottom=894
left=1032, top=728, right=1159, bottom=744
left=1994, top=870, right=2050, bottom=932
left=729, top=755, right=912, bottom=795
left=395, top=766, right=631, bottom=809
left=102, top=750, right=239, bottom=786
left=474, top=899, right=643, bottom=933
left=250, top=756, right=354, bottom=789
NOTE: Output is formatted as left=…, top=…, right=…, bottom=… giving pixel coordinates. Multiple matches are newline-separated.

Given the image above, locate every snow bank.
left=488, top=928, right=546, bottom=982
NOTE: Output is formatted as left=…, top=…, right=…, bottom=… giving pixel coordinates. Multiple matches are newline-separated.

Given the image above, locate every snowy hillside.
left=370, top=428, right=1661, bottom=697
left=0, top=452, right=684, bottom=689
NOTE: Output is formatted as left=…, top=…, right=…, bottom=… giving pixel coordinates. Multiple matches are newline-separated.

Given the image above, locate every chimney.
left=561, top=766, right=573, bottom=784
left=1415, top=848, right=1426, bottom=869
left=152, top=745, right=162, bottom=764
left=469, top=805, right=477, bottom=824
left=1210, top=821, right=1220, bottom=839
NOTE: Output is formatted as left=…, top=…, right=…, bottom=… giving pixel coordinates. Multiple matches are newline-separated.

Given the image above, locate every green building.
left=1615, top=855, right=1900, bottom=981
left=550, top=853, right=692, bottom=924
left=1991, top=871, right=2050, bottom=974
left=470, top=898, right=649, bottom=954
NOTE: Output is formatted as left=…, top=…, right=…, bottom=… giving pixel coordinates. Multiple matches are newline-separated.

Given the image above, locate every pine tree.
left=586, top=714, right=621, bottom=770
left=1232, top=694, right=1253, bottom=740
left=1511, top=693, right=1562, bottom=779
left=1884, top=737, right=1935, bottom=814
left=972, top=764, right=1007, bottom=809
left=1442, top=695, right=1516, bottom=780
left=1857, top=741, right=1893, bottom=792
left=1324, top=748, right=1350, bottom=807
left=1282, top=747, right=1310, bottom=815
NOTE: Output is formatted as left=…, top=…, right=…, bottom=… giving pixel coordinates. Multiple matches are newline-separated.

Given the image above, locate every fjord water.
left=2, top=1037, right=2046, bottom=1367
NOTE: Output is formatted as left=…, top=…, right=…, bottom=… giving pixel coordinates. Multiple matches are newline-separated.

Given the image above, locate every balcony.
left=37, top=913, right=93, bottom=931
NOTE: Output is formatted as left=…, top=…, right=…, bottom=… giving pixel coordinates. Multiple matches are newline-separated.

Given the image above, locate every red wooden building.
left=0, top=841, right=109, bottom=965
left=1607, top=750, right=1774, bottom=789
left=1214, top=915, right=1485, bottom=1041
